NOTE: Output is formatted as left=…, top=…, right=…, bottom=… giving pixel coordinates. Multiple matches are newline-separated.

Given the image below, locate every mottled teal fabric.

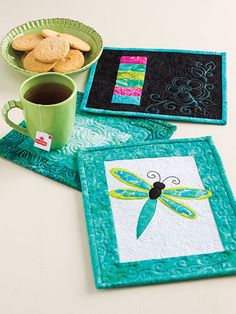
left=0, top=92, right=176, bottom=190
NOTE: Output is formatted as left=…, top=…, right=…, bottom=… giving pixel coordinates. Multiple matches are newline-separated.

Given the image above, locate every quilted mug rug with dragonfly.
left=79, top=48, right=227, bottom=124
left=78, top=136, right=236, bottom=288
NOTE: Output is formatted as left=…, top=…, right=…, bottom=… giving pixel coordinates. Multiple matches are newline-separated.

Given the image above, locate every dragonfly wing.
left=110, top=168, right=152, bottom=192
left=162, top=187, right=212, bottom=200
left=137, top=199, right=158, bottom=239
left=109, top=188, right=149, bottom=200
left=159, top=195, right=197, bottom=219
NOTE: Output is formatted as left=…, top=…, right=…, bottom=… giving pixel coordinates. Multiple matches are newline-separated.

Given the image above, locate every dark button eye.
left=153, top=182, right=166, bottom=189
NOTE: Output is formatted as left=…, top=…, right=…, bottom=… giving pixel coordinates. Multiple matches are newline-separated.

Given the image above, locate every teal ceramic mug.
left=1, top=72, right=77, bottom=150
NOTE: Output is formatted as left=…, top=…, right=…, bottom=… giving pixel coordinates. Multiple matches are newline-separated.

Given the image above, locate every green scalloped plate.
left=0, top=18, right=103, bottom=76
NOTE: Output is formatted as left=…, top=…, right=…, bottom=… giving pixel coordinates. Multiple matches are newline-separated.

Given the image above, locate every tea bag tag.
left=34, top=131, right=52, bottom=151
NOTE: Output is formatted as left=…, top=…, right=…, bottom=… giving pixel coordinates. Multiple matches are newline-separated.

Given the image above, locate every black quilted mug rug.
left=80, top=48, right=226, bottom=125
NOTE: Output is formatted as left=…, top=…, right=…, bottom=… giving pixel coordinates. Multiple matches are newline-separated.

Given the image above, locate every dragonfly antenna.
left=162, top=176, right=180, bottom=185
left=147, top=171, right=161, bottom=182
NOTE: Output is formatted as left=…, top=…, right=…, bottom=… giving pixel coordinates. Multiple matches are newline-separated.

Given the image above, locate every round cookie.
left=23, top=50, right=57, bottom=73
left=53, top=49, right=84, bottom=73
left=59, top=33, right=90, bottom=52
left=12, top=34, right=44, bottom=51
left=34, top=37, right=70, bottom=63
left=42, top=29, right=59, bottom=37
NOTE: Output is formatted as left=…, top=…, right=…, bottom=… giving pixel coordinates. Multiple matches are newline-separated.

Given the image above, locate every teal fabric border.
left=0, top=92, right=176, bottom=191
left=78, top=136, right=236, bottom=288
left=79, top=47, right=227, bottom=125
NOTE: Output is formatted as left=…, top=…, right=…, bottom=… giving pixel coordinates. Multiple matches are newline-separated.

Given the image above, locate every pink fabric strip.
left=113, top=86, right=143, bottom=96
left=120, top=56, right=147, bottom=65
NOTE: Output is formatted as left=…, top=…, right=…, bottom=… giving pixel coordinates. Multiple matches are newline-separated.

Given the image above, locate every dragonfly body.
left=149, top=182, right=166, bottom=199
left=109, top=168, right=212, bottom=239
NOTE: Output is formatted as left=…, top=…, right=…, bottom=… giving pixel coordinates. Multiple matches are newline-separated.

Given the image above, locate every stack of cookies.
left=11, top=29, right=91, bottom=73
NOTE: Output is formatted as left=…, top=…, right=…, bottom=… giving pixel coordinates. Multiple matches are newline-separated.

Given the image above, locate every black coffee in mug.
left=24, top=82, right=73, bottom=105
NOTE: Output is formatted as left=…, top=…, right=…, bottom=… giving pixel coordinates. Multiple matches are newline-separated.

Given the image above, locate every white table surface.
left=0, top=1, right=236, bottom=313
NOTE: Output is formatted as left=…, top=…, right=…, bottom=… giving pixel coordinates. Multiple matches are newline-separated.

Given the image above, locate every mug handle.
left=1, top=100, right=29, bottom=136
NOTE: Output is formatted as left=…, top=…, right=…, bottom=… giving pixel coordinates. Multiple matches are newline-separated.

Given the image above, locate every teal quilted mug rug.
left=79, top=48, right=227, bottom=124
left=78, top=137, right=236, bottom=288
left=0, top=92, right=176, bottom=190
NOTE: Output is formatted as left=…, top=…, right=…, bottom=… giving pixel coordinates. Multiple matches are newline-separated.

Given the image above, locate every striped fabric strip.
left=113, top=86, right=142, bottom=97
left=111, top=94, right=141, bottom=105
left=112, top=56, right=147, bottom=106
left=118, top=63, right=146, bottom=72
left=116, top=79, right=144, bottom=88
left=117, top=71, right=145, bottom=81
left=120, top=56, right=147, bottom=64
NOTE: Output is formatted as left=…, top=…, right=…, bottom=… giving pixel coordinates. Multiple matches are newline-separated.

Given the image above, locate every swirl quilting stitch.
left=147, top=61, right=217, bottom=117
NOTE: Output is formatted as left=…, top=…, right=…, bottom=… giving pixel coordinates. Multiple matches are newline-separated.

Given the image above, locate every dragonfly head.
left=153, top=182, right=165, bottom=190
